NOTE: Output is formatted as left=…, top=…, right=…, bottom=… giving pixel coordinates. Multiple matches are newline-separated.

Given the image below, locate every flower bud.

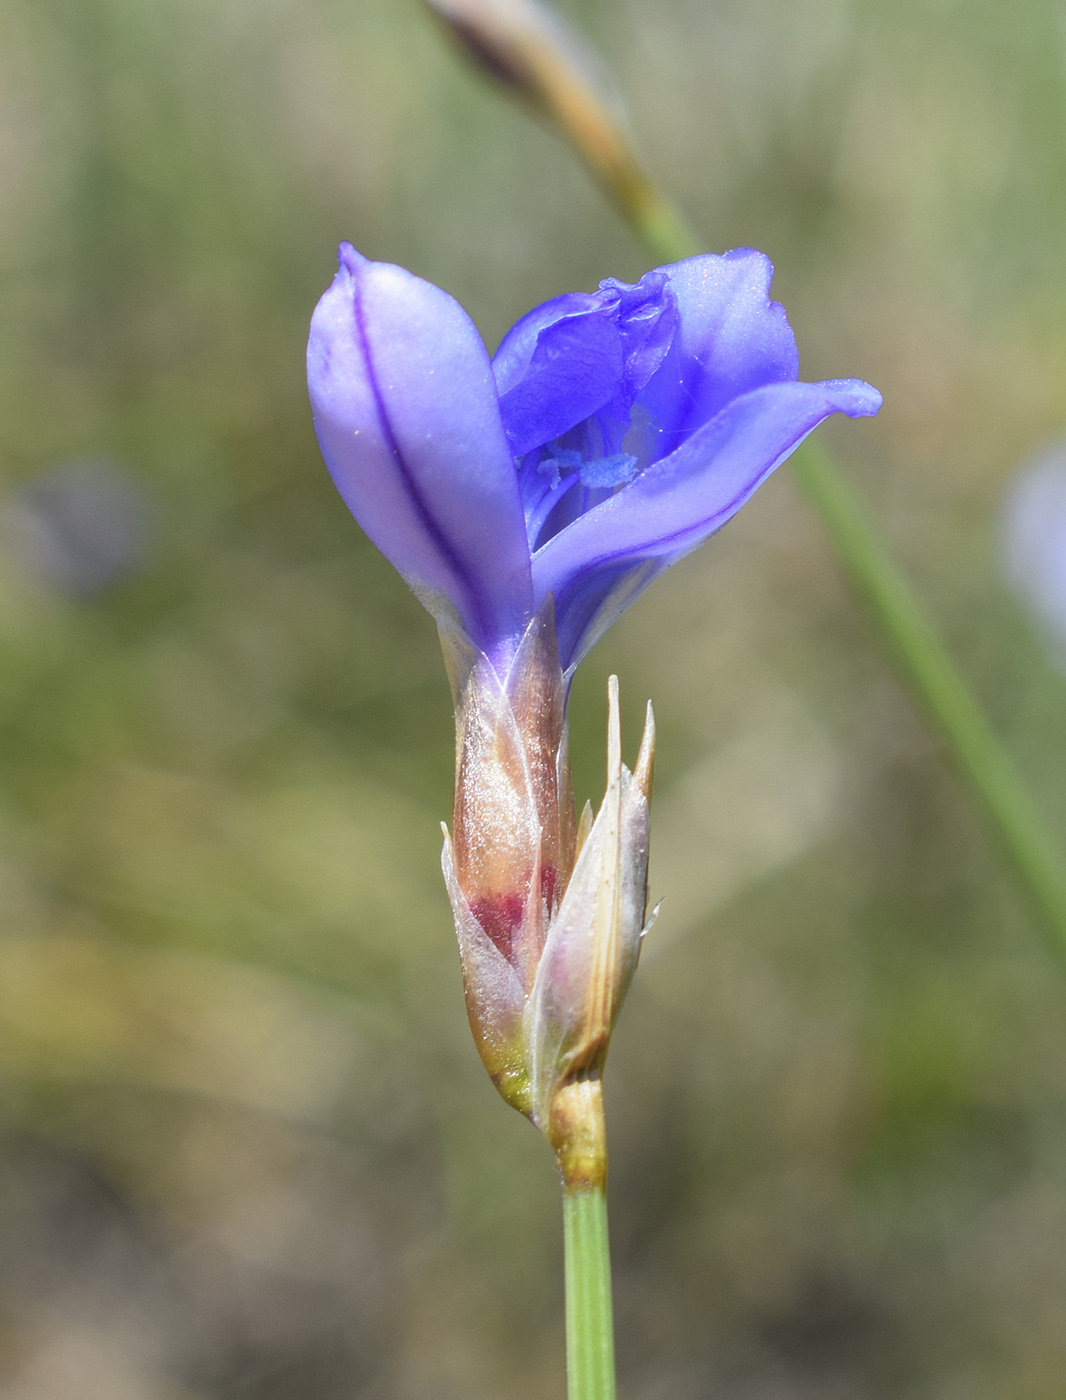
left=441, top=608, right=654, bottom=1180
left=420, top=0, right=693, bottom=252
left=528, top=677, right=653, bottom=1182
left=442, top=601, right=575, bottom=1114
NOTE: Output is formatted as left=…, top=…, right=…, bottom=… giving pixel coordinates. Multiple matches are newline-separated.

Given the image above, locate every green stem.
left=790, top=439, right=1066, bottom=965
left=624, top=187, right=703, bottom=266
left=621, top=202, right=1066, bottom=966
left=563, top=1184, right=616, bottom=1400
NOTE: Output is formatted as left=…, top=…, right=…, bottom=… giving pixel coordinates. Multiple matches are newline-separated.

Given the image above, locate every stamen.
left=579, top=452, right=639, bottom=489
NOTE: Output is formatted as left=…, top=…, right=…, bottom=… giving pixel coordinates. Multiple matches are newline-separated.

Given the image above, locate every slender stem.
left=610, top=175, right=702, bottom=266
left=563, top=1184, right=616, bottom=1400
left=553, top=1078, right=616, bottom=1400
left=790, top=439, right=1066, bottom=966
left=615, top=198, right=1066, bottom=965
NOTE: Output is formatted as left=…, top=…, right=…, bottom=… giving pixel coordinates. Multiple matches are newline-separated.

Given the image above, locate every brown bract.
left=419, top=0, right=667, bottom=232
left=440, top=605, right=655, bottom=1183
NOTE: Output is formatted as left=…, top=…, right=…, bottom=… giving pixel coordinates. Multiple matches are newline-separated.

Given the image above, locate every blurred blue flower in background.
left=307, top=243, right=881, bottom=671
left=1003, top=440, right=1066, bottom=667
left=3, top=458, right=154, bottom=598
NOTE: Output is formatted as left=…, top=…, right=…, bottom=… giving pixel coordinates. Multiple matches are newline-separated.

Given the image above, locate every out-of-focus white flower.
left=1002, top=441, right=1066, bottom=665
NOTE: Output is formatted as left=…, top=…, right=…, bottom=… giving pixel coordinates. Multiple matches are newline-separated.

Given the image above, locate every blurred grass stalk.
left=420, top=0, right=1066, bottom=976
left=789, top=439, right=1066, bottom=969
left=421, top=0, right=700, bottom=261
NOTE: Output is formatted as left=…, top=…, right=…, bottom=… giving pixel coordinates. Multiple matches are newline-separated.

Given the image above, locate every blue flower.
left=307, top=243, right=881, bottom=672
left=308, top=244, right=881, bottom=1128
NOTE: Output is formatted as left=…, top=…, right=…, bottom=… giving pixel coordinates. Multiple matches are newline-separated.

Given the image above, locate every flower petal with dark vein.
left=307, top=243, right=880, bottom=672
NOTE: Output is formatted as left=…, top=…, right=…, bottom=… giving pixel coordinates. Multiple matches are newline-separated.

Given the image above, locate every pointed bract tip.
left=634, top=700, right=655, bottom=800
left=606, top=675, right=621, bottom=780
left=419, top=0, right=665, bottom=229
left=574, top=799, right=593, bottom=859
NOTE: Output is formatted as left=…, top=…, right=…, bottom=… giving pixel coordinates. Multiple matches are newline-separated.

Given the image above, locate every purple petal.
left=492, top=271, right=678, bottom=461
left=598, top=270, right=678, bottom=410
left=496, top=306, right=624, bottom=458
left=640, top=250, right=800, bottom=455
left=549, top=557, right=663, bottom=676
left=493, top=291, right=602, bottom=396
left=534, top=377, right=882, bottom=668
left=308, top=245, right=533, bottom=652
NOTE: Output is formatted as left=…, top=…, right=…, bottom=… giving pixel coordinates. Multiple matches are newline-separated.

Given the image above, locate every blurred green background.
left=1, top=0, right=1066, bottom=1395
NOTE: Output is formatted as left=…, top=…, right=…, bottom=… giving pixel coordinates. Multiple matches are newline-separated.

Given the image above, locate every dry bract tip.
left=419, top=0, right=663, bottom=226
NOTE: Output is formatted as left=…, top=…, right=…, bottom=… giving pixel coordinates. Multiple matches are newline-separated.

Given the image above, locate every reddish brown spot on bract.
left=470, top=892, right=526, bottom=961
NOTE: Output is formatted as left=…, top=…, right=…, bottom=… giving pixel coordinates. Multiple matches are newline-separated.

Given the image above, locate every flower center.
left=540, top=445, right=640, bottom=490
